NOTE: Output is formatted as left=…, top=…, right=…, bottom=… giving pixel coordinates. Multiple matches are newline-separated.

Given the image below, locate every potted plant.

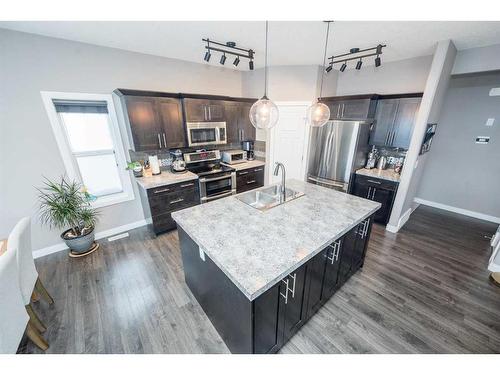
left=38, top=177, right=99, bottom=254
left=126, top=161, right=143, bottom=177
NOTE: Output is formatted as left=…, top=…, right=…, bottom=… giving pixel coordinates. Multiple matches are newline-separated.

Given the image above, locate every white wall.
left=387, top=40, right=458, bottom=232
left=452, top=43, right=500, bottom=76
left=416, top=72, right=500, bottom=221
left=0, top=28, right=243, bottom=252
left=336, top=55, right=433, bottom=96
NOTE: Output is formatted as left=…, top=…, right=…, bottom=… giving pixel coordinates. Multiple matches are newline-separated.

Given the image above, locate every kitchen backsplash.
left=129, top=140, right=267, bottom=167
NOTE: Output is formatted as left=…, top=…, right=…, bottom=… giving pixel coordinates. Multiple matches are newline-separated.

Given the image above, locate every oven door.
left=199, top=173, right=236, bottom=203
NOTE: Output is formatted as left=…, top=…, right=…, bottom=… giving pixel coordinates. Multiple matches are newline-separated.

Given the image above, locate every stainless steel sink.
left=236, top=185, right=305, bottom=211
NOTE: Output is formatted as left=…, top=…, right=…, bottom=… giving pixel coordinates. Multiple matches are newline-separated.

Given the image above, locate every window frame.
left=41, top=91, right=135, bottom=209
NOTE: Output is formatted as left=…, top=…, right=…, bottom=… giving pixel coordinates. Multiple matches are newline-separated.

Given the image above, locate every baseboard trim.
left=414, top=198, right=500, bottom=224
left=386, top=207, right=414, bottom=233
left=33, top=219, right=148, bottom=259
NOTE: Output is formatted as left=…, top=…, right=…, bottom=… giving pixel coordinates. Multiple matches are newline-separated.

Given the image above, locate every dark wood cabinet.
left=183, top=98, right=226, bottom=122
left=305, top=248, right=328, bottom=317
left=236, top=166, right=265, bottom=193
left=139, top=180, right=200, bottom=234
left=352, top=174, right=398, bottom=224
left=282, top=264, right=308, bottom=342
left=116, top=91, right=185, bottom=151
left=253, top=282, right=284, bottom=353
left=224, top=101, right=256, bottom=143
left=321, top=239, right=343, bottom=301
left=323, top=95, right=378, bottom=120
left=370, top=96, right=421, bottom=149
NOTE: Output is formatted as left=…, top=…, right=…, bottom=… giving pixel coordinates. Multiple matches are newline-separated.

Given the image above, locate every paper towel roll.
left=148, top=155, right=161, bottom=175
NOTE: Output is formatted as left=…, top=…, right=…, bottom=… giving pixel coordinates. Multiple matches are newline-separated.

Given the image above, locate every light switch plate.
left=486, top=118, right=495, bottom=126
left=199, top=246, right=206, bottom=261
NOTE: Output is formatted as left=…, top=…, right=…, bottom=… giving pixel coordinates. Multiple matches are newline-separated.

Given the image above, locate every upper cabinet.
left=116, top=90, right=185, bottom=152
left=224, top=100, right=256, bottom=144
left=183, top=98, right=226, bottom=122
left=370, top=95, right=422, bottom=149
left=323, top=95, right=379, bottom=120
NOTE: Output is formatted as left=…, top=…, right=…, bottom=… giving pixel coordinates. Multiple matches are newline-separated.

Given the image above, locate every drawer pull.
left=254, top=168, right=263, bottom=172
left=180, top=183, right=195, bottom=188
left=246, top=180, right=256, bottom=184
left=367, top=179, right=381, bottom=184
left=153, top=188, right=170, bottom=194
left=169, top=198, right=185, bottom=204
left=239, top=171, right=249, bottom=175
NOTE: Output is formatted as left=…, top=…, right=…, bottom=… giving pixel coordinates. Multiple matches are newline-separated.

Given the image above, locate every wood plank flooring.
left=20, top=206, right=500, bottom=353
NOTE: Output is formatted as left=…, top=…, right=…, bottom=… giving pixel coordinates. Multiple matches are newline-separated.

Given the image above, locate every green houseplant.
left=38, top=177, right=99, bottom=254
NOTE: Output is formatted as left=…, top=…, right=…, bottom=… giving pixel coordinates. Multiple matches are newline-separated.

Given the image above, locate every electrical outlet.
left=199, top=246, right=206, bottom=261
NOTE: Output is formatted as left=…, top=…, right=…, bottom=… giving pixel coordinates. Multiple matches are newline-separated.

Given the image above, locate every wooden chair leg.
left=26, top=322, right=49, bottom=351
left=35, top=277, right=54, bottom=305
left=26, top=303, right=46, bottom=333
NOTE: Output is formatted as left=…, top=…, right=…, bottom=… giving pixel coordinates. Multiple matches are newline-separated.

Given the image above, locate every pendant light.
left=307, top=21, right=332, bottom=128
left=249, top=21, right=279, bottom=130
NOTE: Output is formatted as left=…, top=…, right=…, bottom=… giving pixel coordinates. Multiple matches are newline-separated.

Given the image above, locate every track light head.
left=325, top=64, right=333, bottom=73
left=249, top=60, right=254, bottom=70
left=233, top=56, right=240, bottom=66
left=220, top=54, right=226, bottom=65
left=375, top=56, right=381, bottom=67
left=376, top=44, right=383, bottom=55
left=356, top=59, right=362, bottom=70
left=204, top=50, right=211, bottom=62
left=340, top=62, right=347, bottom=72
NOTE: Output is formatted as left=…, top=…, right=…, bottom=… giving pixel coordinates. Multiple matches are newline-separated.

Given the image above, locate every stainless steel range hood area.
left=307, top=120, right=371, bottom=192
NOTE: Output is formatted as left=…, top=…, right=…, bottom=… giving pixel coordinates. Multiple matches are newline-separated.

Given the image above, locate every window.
left=41, top=92, right=134, bottom=208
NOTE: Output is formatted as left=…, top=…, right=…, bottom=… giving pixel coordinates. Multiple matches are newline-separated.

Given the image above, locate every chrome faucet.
left=273, top=162, right=286, bottom=203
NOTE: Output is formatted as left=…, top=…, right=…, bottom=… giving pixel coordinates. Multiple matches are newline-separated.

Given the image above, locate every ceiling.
left=2, top=21, right=500, bottom=70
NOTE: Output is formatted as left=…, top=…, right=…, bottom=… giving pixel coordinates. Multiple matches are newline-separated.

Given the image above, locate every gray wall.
left=416, top=72, right=500, bottom=218
left=336, top=55, right=433, bottom=95
left=0, top=28, right=243, bottom=251
left=453, top=43, right=500, bottom=75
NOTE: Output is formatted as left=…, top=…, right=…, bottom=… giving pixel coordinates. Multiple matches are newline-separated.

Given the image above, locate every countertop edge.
left=135, top=173, right=199, bottom=190
left=355, top=168, right=401, bottom=183
left=174, top=201, right=381, bottom=301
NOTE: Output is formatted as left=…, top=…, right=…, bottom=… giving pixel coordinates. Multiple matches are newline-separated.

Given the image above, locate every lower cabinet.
left=236, top=166, right=265, bottom=193
left=253, top=216, right=374, bottom=353
left=352, top=174, right=398, bottom=224
left=139, top=180, right=200, bottom=234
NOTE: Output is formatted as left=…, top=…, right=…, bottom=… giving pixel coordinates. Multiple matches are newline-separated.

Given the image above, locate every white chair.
left=0, top=247, right=48, bottom=352
left=8, top=217, right=54, bottom=334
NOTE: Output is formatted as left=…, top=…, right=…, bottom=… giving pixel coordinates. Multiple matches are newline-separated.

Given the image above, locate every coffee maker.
left=170, top=149, right=186, bottom=173
left=241, top=141, right=255, bottom=161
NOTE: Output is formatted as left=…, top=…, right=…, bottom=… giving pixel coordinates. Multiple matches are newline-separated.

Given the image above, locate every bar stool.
left=0, top=246, right=48, bottom=352
left=8, top=218, right=54, bottom=334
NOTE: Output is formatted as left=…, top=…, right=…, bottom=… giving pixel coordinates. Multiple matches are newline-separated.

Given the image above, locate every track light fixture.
left=325, top=63, right=333, bottom=73
left=202, top=38, right=255, bottom=70
left=328, top=43, right=386, bottom=72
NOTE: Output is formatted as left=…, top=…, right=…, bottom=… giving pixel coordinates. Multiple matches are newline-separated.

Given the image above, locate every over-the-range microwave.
left=186, top=122, right=227, bottom=147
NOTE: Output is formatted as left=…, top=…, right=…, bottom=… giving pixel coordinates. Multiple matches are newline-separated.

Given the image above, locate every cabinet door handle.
left=288, top=273, right=296, bottom=298
left=367, top=179, right=381, bottom=185
left=238, top=171, right=249, bottom=175
left=337, top=105, right=340, bottom=118
left=169, top=198, right=184, bottom=204
left=157, top=134, right=162, bottom=148
left=180, top=183, right=195, bottom=188
left=280, top=279, right=289, bottom=304
left=208, top=106, right=212, bottom=120
left=153, top=188, right=169, bottom=194
left=384, top=131, right=391, bottom=145
left=162, top=133, right=167, bottom=148
left=241, top=129, right=245, bottom=141
left=246, top=180, right=256, bottom=184
left=371, top=188, right=376, bottom=200
left=367, top=186, right=372, bottom=199
left=254, top=168, right=263, bottom=172
left=327, top=241, right=340, bottom=264
left=390, top=130, right=396, bottom=145
left=341, top=103, right=345, bottom=117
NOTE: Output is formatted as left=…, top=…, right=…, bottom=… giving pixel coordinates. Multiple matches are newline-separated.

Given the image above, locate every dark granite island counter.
left=172, top=179, right=380, bottom=353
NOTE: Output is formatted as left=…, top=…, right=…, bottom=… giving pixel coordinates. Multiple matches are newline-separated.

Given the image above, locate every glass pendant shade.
left=307, top=101, right=330, bottom=127
left=249, top=96, right=279, bottom=129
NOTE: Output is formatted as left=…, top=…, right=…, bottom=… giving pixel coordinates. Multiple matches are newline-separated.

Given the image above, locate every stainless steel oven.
left=199, top=171, right=236, bottom=203
left=186, top=122, right=227, bottom=147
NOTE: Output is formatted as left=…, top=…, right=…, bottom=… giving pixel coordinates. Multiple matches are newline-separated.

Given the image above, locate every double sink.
left=236, top=184, right=305, bottom=211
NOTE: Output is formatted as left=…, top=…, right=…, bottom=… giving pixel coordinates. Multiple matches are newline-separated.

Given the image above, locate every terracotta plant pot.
left=61, top=227, right=95, bottom=254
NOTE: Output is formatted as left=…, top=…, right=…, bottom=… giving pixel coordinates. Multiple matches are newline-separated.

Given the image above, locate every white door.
left=269, top=103, right=311, bottom=184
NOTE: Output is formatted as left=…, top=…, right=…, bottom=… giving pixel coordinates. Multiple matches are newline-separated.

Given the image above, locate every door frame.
left=267, top=101, right=312, bottom=185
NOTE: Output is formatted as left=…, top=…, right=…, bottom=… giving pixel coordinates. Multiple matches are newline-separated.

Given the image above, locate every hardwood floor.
left=20, top=206, right=500, bottom=354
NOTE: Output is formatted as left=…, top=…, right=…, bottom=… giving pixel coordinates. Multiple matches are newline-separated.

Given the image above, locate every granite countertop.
left=221, top=159, right=266, bottom=171
left=135, top=170, right=198, bottom=190
left=356, top=168, right=401, bottom=182
left=172, top=179, right=380, bottom=300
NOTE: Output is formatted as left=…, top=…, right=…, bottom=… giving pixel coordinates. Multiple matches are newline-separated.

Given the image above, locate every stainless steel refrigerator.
left=307, top=120, right=371, bottom=192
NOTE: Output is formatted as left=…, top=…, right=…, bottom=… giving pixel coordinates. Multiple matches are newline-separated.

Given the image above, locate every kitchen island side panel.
left=177, top=226, right=253, bottom=354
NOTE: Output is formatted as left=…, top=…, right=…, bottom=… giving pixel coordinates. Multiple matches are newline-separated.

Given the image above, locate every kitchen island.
left=172, top=179, right=380, bottom=353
